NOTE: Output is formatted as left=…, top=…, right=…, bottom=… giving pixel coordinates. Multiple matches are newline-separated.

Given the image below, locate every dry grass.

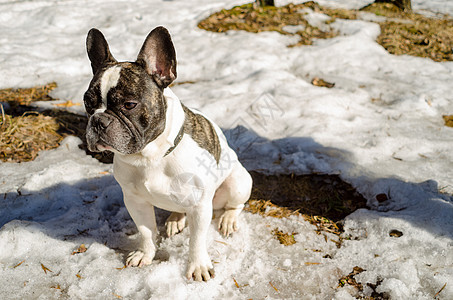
left=338, top=266, right=365, bottom=290
left=323, top=2, right=453, bottom=62
left=198, top=2, right=338, bottom=46
left=272, top=228, right=297, bottom=246
left=1, top=83, right=60, bottom=162
left=248, top=172, right=366, bottom=221
left=245, top=171, right=367, bottom=236
left=0, top=82, right=56, bottom=107
left=198, top=1, right=453, bottom=62
left=361, top=3, right=453, bottom=62
left=1, top=112, right=62, bottom=162
left=338, top=266, right=390, bottom=299
left=246, top=199, right=297, bottom=218
left=0, top=83, right=91, bottom=163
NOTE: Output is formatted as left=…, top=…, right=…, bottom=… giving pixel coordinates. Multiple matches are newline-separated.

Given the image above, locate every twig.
left=269, top=281, right=279, bottom=292
left=233, top=277, right=240, bottom=288
left=41, top=263, right=53, bottom=274
left=0, top=103, right=5, bottom=127
left=434, top=283, right=447, bottom=298
left=12, top=260, right=25, bottom=269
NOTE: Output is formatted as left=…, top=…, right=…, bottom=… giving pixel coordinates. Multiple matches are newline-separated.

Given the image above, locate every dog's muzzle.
left=86, top=113, right=115, bottom=152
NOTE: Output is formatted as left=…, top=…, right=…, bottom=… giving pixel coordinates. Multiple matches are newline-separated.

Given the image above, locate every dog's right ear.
left=86, top=28, right=117, bottom=75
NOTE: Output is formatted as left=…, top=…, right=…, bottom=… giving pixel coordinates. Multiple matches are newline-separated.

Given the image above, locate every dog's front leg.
left=185, top=202, right=214, bottom=281
left=123, top=194, right=158, bottom=267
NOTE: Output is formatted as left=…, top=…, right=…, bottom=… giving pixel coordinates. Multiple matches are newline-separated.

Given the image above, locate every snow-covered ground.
left=1, top=0, right=453, bottom=299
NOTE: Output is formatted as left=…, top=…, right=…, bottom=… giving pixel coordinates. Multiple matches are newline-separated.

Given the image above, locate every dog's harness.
left=164, top=123, right=185, bottom=157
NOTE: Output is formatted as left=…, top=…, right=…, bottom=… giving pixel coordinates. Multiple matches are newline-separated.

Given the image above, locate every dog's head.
left=83, top=27, right=177, bottom=154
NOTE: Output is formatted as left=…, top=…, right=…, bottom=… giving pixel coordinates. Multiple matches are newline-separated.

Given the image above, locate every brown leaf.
left=442, top=115, right=453, bottom=127
left=389, top=229, right=403, bottom=238
left=311, top=77, right=335, bottom=88
left=72, top=244, right=87, bottom=255
left=53, top=100, right=81, bottom=108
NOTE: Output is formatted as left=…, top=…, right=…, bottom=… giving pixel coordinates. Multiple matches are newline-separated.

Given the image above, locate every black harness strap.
left=163, top=123, right=185, bottom=157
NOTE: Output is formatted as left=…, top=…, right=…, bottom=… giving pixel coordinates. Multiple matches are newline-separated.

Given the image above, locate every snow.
left=1, top=0, right=453, bottom=299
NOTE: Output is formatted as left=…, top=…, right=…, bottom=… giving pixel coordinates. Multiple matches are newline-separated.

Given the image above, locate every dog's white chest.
left=113, top=158, right=186, bottom=212
left=112, top=137, right=228, bottom=213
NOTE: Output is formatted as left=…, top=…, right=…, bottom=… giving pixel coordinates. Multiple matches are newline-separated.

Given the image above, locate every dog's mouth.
left=87, top=139, right=113, bottom=153
left=86, top=127, right=116, bottom=153
left=86, top=127, right=145, bottom=155
left=95, top=142, right=114, bottom=152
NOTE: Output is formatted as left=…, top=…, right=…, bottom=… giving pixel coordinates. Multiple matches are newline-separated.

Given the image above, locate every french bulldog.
left=83, top=26, right=252, bottom=281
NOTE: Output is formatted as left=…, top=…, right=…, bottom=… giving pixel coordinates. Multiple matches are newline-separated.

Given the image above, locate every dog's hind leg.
left=214, top=163, right=252, bottom=236
left=165, top=212, right=186, bottom=237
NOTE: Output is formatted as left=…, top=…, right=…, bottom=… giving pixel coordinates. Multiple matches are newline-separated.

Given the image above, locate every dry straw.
left=0, top=82, right=87, bottom=162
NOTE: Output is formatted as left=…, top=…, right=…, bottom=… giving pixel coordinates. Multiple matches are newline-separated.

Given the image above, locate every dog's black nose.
left=93, top=115, right=113, bottom=130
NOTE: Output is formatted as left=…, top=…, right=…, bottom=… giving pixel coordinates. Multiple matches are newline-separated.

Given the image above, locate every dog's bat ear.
left=136, top=26, right=177, bottom=88
left=86, top=28, right=117, bottom=75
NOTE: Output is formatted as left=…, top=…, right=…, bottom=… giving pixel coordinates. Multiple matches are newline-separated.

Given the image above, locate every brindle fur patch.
left=182, top=104, right=221, bottom=164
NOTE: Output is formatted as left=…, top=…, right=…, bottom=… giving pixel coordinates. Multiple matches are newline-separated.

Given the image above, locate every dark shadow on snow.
left=224, top=125, right=453, bottom=241
left=1, top=125, right=453, bottom=264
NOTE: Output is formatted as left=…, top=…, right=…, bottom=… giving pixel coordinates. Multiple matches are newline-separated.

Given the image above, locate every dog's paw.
left=165, top=212, right=186, bottom=237
left=186, top=260, right=215, bottom=281
left=218, top=209, right=240, bottom=237
left=126, top=250, right=154, bottom=267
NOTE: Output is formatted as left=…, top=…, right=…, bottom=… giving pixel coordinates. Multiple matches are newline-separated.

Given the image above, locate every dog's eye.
left=124, top=102, right=137, bottom=110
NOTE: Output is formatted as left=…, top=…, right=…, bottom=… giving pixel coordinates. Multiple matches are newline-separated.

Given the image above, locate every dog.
left=83, top=26, right=252, bottom=281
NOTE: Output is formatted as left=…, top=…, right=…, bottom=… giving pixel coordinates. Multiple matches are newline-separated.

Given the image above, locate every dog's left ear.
left=136, top=26, right=177, bottom=88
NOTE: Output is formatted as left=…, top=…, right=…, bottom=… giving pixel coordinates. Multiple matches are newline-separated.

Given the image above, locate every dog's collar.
left=164, top=123, right=184, bottom=157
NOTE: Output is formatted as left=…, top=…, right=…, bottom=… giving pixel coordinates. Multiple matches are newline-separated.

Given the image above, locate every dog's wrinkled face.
left=84, top=63, right=166, bottom=154
left=84, top=27, right=176, bottom=155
